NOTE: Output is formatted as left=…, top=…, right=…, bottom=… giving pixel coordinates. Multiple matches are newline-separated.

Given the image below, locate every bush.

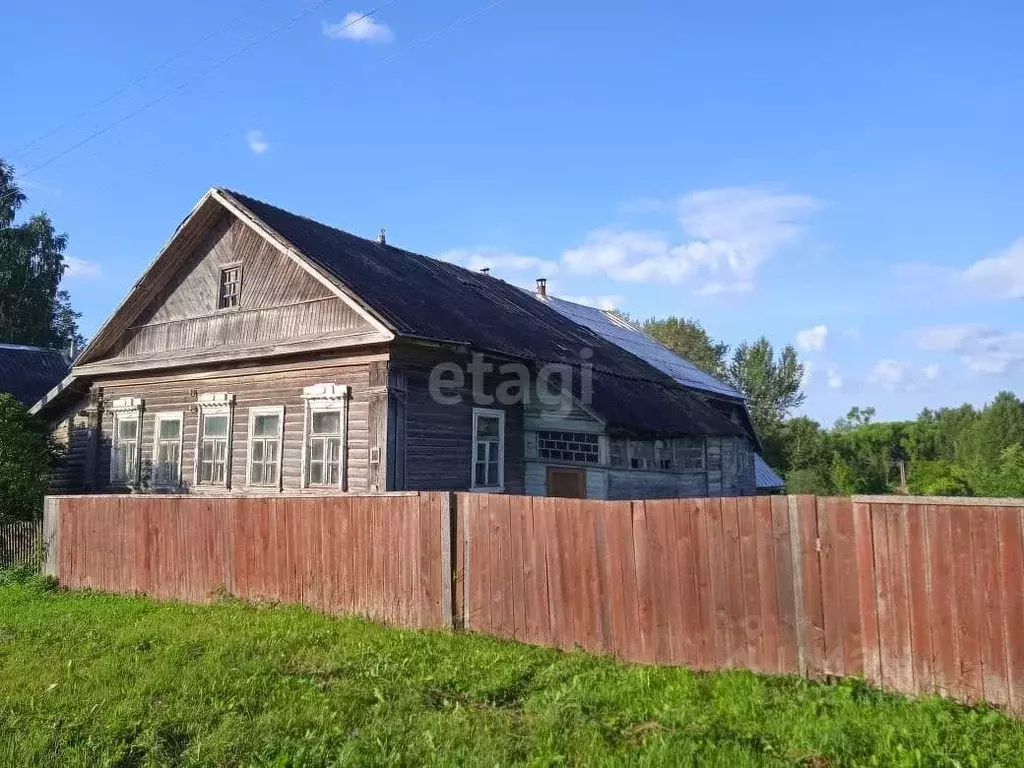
left=0, top=393, right=62, bottom=520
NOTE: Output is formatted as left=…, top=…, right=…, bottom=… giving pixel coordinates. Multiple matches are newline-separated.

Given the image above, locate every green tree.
left=725, top=337, right=806, bottom=435
left=0, top=394, right=62, bottom=520
left=0, top=160, right=82, bottom=348
left=642, top=316, right=730, bottom=377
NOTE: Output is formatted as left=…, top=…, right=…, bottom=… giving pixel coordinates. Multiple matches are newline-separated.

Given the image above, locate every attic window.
left=218, top=265, right=241, bottom=309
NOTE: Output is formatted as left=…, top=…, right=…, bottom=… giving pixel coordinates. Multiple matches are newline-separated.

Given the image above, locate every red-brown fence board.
left=49, top=491, right=1024, bottom=717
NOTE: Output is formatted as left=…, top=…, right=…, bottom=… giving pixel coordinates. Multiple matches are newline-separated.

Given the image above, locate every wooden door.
left=546, top=466, right=587, bottom=498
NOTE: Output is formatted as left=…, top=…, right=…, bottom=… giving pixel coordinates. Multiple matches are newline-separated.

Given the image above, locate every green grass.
left=1, top=575, right=1022, bottom=767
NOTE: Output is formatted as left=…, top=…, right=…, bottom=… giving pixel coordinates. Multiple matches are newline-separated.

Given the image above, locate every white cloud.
left=895, top=237, right=1024, bottom=303
left=826, top=365, right=844, bottom=389
left=323, top=12, right=394, bottom=43
left=246, top=129, right=269, bottom=155
left=914, top=323, right=1024, bottom=376
left=963, top=237, right=1024, bottom=300
left=802, top=361, right=815, bottom=387
left=796, top=325, right=829, bottom=351
left=440, top=247, right=559, bottom=278
left=562, top=187, right=819, bottom=294
left=867, top=359, right=940, bottom=392
left=63, top=256, right=101, bottom=279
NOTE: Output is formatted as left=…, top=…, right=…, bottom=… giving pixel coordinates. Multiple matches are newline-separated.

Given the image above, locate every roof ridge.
left=219, top=188, right=529, bottom=289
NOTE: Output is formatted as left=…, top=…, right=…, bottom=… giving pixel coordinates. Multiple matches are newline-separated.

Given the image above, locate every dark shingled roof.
left=0, top=344, right=70, bottom=407
left=222, top=190, right=748, bottom=439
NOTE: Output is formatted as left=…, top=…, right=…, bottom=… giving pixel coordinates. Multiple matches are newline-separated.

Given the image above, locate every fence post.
left=440, top=492, right=456, bottom=629
left=788, top=495, right=809, bottom=677
left=42, top=497, right=61, bottom=579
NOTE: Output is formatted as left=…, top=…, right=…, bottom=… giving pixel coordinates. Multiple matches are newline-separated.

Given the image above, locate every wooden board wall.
left=91, top=358, right=380, bottom=493
left=392, top=344, right=525, bottom=494
left=97, top=215, right=383, bottom=367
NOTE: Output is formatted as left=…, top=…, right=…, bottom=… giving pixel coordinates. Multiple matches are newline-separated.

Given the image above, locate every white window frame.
left=151, top=411, right=184, bottom=489
left=194, top=393, right=235, bottom=487
left=246, top=405, right=285, bottom=489
left=109, top=397, right=143, bottom=486
left=300, top=384, right=350, bottom=490
left=471, top=407, right=505, bottom=493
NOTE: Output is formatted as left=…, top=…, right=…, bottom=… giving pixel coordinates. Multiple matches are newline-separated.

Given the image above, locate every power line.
left=10, top=0, right=279, bottom=162
left=1, top=2, right=396, bottom=211
left=75, top=0, right=508, bottom=202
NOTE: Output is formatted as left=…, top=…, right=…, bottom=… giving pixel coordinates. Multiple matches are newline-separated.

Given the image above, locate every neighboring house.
left=0, top=344, right=93, bottom=493
left=0, top=344, right=70, bottom=406
left=32, top=188, right=769, bottom=499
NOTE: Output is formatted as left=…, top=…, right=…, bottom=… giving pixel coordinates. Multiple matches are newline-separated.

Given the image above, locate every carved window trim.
left=194, top=393, right=235, bottom=488
left=300, top=384, right=349, bottom=490
left=109, top=397, right=143, bottom=486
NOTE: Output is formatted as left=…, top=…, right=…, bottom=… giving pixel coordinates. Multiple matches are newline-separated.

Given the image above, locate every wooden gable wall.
left=93, top=211, right=383, bottom=369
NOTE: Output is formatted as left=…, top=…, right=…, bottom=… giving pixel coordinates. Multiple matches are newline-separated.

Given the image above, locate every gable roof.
left=219, top=190, right=747, bottom=439
left=0, top=344, right=70, bottom=406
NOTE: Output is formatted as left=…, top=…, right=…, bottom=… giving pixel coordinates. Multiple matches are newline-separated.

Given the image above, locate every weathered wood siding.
left=88, top=356, right=384, bottom=493
left=49, top=410, right=92, bottom=493
left=391, top=344, right=525, bottom=494
left=102, top=215, right=380, bottom=365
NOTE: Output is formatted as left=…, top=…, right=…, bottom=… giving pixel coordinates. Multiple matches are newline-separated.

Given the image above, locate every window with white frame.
left=301, top=384, right=348, bottom=489
left=109, top=397, right=143, bottom=484
left=472, top=408, right=505, bottom=491
left=152, top=412, right=183, bottom=487
left=196, top=393, right=234, bottom=486
left=248, top=407, right=283, bottom=487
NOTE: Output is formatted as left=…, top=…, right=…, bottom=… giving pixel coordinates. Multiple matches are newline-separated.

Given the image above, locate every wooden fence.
left=43, top=492, right=1024, bottom=715
left=0, top=518, right=43, bottom=569
left=46, top=494, right=447, bottom=629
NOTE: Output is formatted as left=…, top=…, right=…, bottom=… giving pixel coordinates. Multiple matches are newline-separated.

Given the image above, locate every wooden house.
left=32, top=189, right=772, bottom=499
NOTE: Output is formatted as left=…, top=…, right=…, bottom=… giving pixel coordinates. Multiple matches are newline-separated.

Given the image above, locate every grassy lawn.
left=1, top=574, right=1023, bottom=766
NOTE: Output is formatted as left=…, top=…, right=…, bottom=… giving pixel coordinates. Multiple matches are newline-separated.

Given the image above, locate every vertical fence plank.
left=674, top=498, right=701, bottom=668
left=631, top=500, right=656, bottom=663
left=975, top=506, right=1010, bottom=707
left=819, top=498, right=845, bottom=677
left=904, top=503, right=934, bottom=695
left=591, top=503, right=614, bottom=655
left=692, top=498, right=717, bottom=671
left=998, top=506, right=1024, bottom=716
left=736, top=497, right=763, bottom=673
left=523, top=497, right=549, bottom=646
left=752, top=497, right=780, bottom=673
left=617, top=500, right=643, bottom=663
left=720, top=497, right=746, bottom=669
left=927, top=505, right=957, bottom=698
left=852, top=502, right=881, bottom=686
left=950, top=504, right=984, bottom=702
left=772, top=495, right=798, bottom=675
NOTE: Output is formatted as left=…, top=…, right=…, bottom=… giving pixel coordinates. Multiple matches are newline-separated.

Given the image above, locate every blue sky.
left=4, top=0, right=1023, bottom=426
